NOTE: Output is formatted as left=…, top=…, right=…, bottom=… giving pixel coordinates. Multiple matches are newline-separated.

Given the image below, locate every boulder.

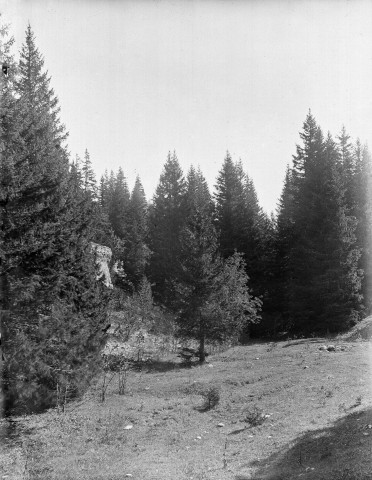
left=90, top=242, right=113, bottom=288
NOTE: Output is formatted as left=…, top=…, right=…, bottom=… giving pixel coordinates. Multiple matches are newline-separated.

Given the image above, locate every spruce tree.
left=82, top=148, right=97, bottom=198
left=1, top=26, right=110, bottom=415
left=353, top=142, right=372, bottom=313
left=175, top=167, right=261, bottom=361
left=214, top=152, right=272, bottom=320
left=215, top=152, right=246, bottom=257
left=0, top=19, right=19, bottom=418
left=284, top=113, right=362, bottom=333
left=148, top=151, right=186, bottom=306
left=125, top=176, right=150, bottom=289
left=109, top=167, right=130, bottom=239
left=273, top=166, right=296, bottom=329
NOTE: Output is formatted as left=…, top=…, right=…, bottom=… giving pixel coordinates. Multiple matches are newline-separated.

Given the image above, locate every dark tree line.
left=275, top=113, right=371, bottom=334
left=132, top=119, right=369, bottom=337
left=1, top=22, right=371, bottom=414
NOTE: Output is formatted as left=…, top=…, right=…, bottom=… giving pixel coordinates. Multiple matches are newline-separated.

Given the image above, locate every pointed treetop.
left=131, top=175, right=147, bottom=207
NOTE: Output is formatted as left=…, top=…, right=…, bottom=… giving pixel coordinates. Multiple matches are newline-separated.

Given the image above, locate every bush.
left=200, top=386, right=220, bottom=411
left=242, top=405, right=267, bottom=427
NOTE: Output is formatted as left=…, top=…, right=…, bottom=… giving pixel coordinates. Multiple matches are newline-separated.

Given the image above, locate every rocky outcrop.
left=90, top=242, right=113, bottom=288
left=339, top=316, right=372, bottom=341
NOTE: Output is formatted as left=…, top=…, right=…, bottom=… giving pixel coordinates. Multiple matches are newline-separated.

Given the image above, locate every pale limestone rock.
left=90, top=242, right=113, bottom=288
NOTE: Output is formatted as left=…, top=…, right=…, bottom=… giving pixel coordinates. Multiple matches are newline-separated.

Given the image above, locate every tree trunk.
left=199, top=334, right=205, bottom=364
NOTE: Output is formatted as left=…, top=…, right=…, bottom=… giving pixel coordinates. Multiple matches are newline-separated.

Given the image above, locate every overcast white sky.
left=2, top=0, right=372, bottom=213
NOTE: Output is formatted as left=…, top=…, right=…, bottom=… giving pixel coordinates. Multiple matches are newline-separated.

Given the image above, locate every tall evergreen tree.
left=214, top=152, right=273, bottom=317
left=81, top=148, right=97, bottom=198
left=353, top=142, right=372, bottom=313
left=124, top=176, right=150, bottom=289
left=109, top=167, right=130, bottom=239
left=215, top=153, right=246, bottom=258
left=0, top=26, right=110, bottom=415
left=272, top=166, right=296, bottom=328
left=175, top=168, right=261, bottom=361
left=283, top=113, right=362, bottom=333
left=148, top=151, right=186, bottom=306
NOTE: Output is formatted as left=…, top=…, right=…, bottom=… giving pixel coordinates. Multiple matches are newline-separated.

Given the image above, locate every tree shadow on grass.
left=281, top=338, right=325, bottom=348
left=142, top=359, right=195, bottom=373
left=0, top=417, right=35, bottom=447
left=236, top=408, right=372, bottom=480
left=142, top=356, right=209, bottom=373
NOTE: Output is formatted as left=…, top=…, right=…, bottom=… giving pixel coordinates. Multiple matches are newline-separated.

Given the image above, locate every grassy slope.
left=1, top=338, right=372, bottom=480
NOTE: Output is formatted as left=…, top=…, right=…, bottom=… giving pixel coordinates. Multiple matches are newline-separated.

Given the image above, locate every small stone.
left=368, top=425, right=372, bottom=429
left=125, top=475, right=133, bottom=478
left=319, top=346, right=327, bottom=351
left=124, top=425, right=133, bottom=430
left=255, top=357, right=260, bottom=360
left=327, top=345, right=336, bottom=352
left=217, top=422, right=225, bottom=427
left=196, top=436, right=202, bottom=440
left=303, top=366, right=309, bottom=369
left=208, top=364, right=214, bottom=368
left=363, top=432, right=369, bottom=436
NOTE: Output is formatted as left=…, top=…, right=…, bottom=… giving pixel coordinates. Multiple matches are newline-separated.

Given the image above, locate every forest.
left=0, top=23, right=371, bottom=416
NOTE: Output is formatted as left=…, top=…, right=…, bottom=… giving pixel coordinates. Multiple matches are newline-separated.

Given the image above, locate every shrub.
left=242, top=405, right=267, bottom=427
left=200, top=386, right=220, bottom=411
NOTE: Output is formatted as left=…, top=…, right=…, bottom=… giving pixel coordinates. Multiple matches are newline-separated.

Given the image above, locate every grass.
left=1, top=337, right=372, bottom=479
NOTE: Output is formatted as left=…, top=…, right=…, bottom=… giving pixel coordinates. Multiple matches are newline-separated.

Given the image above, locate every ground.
left=1, top=334, right=372, bottom=480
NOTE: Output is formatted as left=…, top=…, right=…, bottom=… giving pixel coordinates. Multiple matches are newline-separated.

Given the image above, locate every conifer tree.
left=109, top=167, right=130, bottom=239
left=0, top=19, right=19, bottom=417
left=283, top=113, right=362, bottom=333
left=273, top=166, right=296, bottom=327
left=215, top=153, right=246, bottom=257
left=82, top=149, right=97, bottom=198
left=99, top=170, right=110, bottom=211
left=1, top=26, right=110, bottom=415
left=148, top=151, right=186, bottom=306
left=175, top=167, right=261, bottom=361
left=353, top=142, right=372, bottom=312
left=214, top=152, right=272, bottom=310
left=125, top=176, right=150, bottom=289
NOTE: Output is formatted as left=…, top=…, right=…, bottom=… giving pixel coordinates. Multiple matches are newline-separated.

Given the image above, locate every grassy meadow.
left=1, top=327, right=372, bottom=480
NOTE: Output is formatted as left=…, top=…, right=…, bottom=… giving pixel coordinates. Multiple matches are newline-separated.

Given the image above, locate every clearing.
left=1, top=333, right=372, bottom=480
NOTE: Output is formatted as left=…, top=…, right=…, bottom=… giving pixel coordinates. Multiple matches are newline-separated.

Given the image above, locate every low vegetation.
left=1, top=332, right=371, bottom=480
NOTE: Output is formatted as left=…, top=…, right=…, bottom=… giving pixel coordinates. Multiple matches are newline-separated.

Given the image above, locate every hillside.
left=1, top=334, right=372, bottom=480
